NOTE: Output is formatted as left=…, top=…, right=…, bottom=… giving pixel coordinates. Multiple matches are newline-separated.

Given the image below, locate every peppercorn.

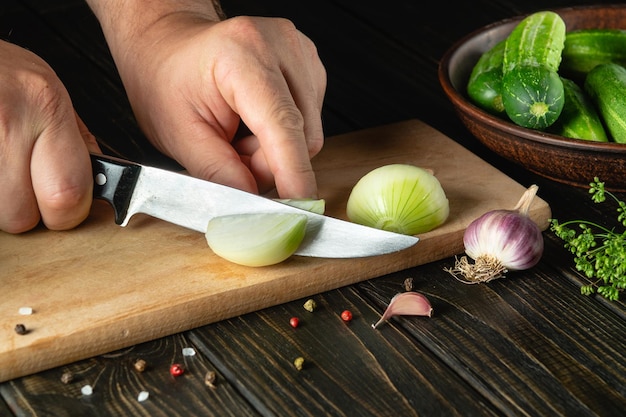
left=303, top=299, right=317, bottom=312
left=293, top=357, right=305, bottom=371
left=340, top=310, right=353, bottom=322
left=204, top=371, right=217, bottom=389
left=170, top=363, right=184, bottom=377
left=134, top=359, right=147, bottom=372
left=60, top=371, right=74, bottom=384
left=14, top=324, right=28, bottom=335
left=289, top=317, right=300, bottom=328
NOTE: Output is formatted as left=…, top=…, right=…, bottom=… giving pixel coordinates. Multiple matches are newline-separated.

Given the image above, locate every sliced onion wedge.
left=205, top=213, right=308, bottom=267
left=274, top=198, right=326, bottom=215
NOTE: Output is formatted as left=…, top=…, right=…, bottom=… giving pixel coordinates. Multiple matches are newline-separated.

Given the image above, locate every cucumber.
left=561, top=29, right=626, bottom=80
left=502, top=11, right=566, bottom=129
left=502, top=65, right=564, bottom=129
left=503, top=11, right=566, bottom=73
left=584, top=62, right=626, bottom=143
left=467, top=40, right=506, bottom=115
left=548, top=77, right=608, bottom=142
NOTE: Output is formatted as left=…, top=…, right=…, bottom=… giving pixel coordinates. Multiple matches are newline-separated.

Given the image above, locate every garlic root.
left=445, top=255, right=508, bottom=284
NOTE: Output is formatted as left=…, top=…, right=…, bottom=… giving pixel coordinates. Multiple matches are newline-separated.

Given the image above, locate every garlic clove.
left=372, top=291, right=433, bottom=329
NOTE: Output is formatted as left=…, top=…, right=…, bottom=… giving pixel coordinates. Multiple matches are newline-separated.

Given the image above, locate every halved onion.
left=346, top=164, right=449, bottom=235
left=205, top=213, right=308, bottom=267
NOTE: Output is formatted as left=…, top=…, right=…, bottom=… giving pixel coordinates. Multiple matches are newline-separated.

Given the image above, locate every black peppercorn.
left=14, top=324, right=28, bottom=335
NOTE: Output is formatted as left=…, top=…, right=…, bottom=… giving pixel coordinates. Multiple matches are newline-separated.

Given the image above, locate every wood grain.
left=0, top=334, right=258, bottom=417
left=0, top=120, right=551, bottom=382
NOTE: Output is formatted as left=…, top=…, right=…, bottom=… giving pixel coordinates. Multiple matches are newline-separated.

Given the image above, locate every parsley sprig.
left=550, top=178, right=626, bottom=301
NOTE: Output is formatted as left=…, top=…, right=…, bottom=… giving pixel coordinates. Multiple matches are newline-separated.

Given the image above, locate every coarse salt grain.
left=81, top=385, right=93, bottom=396
left=18, top=307, right=33, bottom=315
left=182, top=347, right=196, bottom=357
left=137, top=391, right=149, bottom=402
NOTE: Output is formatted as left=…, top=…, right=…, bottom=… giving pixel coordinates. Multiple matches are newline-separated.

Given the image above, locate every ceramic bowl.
left=439, top=5, right=626, bottom=192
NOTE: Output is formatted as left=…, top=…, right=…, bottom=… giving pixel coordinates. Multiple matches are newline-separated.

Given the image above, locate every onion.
left=274, top=198, right=326, bottom=215
left=205, top=213, right=307, bottom=267
left=346, top=164, right=449, bottom=235
left=446, top=185, right=544, bottom=283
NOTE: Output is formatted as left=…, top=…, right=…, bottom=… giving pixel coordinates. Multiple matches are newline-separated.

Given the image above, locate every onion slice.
left=205, top=213, right=308, bottom=267
left=274, top=198, right=326, bottom=215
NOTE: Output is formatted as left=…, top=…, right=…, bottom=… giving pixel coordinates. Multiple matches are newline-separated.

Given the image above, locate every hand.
left=103, top=13, right=326, bottom=198
left=0, top=41, right=101, bottom=233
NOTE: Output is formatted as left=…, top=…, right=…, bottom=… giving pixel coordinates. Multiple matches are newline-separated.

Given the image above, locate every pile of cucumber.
left=467, top=10, right=626, bottom=144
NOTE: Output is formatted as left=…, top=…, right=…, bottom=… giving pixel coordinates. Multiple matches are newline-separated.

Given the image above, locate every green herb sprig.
left=550, top=178, right=626, bottom=301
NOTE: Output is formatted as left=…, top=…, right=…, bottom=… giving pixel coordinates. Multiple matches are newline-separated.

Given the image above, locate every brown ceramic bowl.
left=439, top=5, right=626, bottom=192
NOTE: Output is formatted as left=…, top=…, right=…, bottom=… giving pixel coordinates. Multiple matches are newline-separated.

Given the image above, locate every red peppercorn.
left=289, top=317, right=300, bottom=328
left=341, top=310, right=353, bottom=322
left=170, top=363, right=185, bottom=377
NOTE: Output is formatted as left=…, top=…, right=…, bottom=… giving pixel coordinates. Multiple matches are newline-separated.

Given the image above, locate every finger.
left=30, top=108, right=95, bottom=231
left=0, top=96, right=40, bottom=233
left=232, top=133, right=276, bottom=194
left=236, top=73, right=318, bottom=199
left=216, top=56, right=315, bottom=198
left=0, top=144, right=40, bottom=233
left=218, top=20, right=326, bottom=199
left=166, top=118, right=261, bottom=194
left=75, top=111, right=102, bottom=154
left=0, top=43, right=96, bottom=233
left=282, top=30, right=326, bottom=159
left=232, top=32, right=326, bottom=196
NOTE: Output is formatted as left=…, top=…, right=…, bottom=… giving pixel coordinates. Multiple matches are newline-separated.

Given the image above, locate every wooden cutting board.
left=0, top=119, right=551, bottom=382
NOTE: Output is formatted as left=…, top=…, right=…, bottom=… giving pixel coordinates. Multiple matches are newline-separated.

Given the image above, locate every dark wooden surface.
left=1, top=0, right=625, bottom=416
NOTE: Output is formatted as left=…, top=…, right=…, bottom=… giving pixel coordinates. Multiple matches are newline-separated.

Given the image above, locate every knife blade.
left=90, top=154, right=419, bottom=258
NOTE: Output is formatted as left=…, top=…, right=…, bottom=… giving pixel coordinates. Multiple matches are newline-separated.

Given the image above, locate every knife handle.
left=90, top=154, right=142, bottom=225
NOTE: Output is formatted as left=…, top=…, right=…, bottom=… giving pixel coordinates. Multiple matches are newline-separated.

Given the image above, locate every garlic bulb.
left=346, top=164, right=449, bottom=235
left=446, top=185, right=544, bottom=283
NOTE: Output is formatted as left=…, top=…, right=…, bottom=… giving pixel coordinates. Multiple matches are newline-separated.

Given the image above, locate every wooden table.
left=1, top=1, right=624, bottom=416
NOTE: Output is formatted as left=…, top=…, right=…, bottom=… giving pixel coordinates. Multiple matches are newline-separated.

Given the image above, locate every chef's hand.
left=0, top=40, right=101, bottom=233
left=87, top=0, right=326, bottom=198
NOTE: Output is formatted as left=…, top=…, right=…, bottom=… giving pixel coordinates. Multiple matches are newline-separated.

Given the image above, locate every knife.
left=90, top=154, right=419, bottom=258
